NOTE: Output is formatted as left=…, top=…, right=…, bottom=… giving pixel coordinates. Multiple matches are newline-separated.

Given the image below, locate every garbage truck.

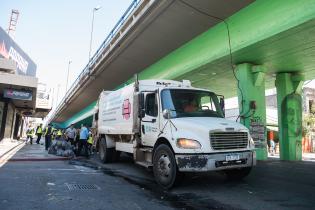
left=93, top=79, right=256, bottom=189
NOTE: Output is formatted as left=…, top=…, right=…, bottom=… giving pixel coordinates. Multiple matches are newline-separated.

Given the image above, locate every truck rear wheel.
left=225, top=167, right=252, bottom=181
left=153, top=144, right=179, bottom=189
left=99, top=137, right=112, bottom=163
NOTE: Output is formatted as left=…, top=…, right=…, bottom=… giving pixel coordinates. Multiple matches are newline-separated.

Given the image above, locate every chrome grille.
left=210, top=132, right=248, bottom=150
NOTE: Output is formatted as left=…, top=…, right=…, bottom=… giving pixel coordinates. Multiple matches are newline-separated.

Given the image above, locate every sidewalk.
left=302, top=152, right=315, bottom=161
left=9, top=142, right=71, bottom=161
left=0, top=138, right=71, bottom=161
left=268, top=152, right=315, bottom=162
left=0, top=138, right=24, bottom=157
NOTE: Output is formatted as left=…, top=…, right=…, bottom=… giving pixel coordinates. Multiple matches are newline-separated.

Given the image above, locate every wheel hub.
left=157, top=154, right=171, bottom=177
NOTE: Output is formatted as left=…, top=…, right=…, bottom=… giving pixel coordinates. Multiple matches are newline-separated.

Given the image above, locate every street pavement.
left=0, top=143, right=315, bottom=210
left=0, top=144, right=172, bottom=210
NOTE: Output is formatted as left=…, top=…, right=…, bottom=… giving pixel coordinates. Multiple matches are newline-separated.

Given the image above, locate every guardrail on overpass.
left=47, top=0, right=153, bottom=124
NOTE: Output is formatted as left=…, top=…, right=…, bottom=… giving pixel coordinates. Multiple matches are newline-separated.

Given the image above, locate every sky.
left=0, top=0, right=132, bottom=108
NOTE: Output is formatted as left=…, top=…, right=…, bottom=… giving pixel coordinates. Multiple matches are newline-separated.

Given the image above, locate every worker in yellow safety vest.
left=87, top=130, right=94, bottom=154
left=35, top=124, right=43, bottom=144
left=56, top=129, right=63, bottom=139
left=51, top=127, right=57, bottom=140
left=26, top=126, right=34, bottom=144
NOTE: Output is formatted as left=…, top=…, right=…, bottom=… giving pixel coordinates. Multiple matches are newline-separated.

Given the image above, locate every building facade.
left=0, top=27, right=37, bottom=140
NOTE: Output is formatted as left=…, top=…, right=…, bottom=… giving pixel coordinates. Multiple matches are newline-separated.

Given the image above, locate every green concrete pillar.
left=236, top=63, right=268, bottom=160
left=275, top=73, right=303, bottom=161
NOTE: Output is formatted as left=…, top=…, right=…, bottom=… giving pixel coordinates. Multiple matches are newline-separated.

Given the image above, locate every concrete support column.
left=236, top=63, right=267, bottom=160
left=275, top=73, right=304, bottom=161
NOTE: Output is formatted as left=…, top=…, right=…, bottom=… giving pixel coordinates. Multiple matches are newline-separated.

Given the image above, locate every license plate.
left=226, top=154, right=240, bottom=161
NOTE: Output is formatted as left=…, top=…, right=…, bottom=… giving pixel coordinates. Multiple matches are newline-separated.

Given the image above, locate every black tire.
left=98, top=137, right=113, bottom=163
left=225, top=167, right=252, bottom=181
left=153, top=144, right=179, bottom=189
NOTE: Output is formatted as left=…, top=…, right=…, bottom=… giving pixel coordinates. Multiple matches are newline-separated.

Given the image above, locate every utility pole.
left=56, top=84, right=61, bottom=108
left=65, top=60, right=72, bottom=91
left=88, top=6, right=101, bottom=63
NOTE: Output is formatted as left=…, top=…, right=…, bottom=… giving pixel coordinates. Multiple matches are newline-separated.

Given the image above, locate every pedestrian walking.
left=73, top=129, right=80, bottom=154
left=87, top=130, right=94, bottom=154
left=44, top=124, right=54, bottom=150
left=270, top=139, right=275, bottom=156
left=78, top=124, right=89, bottom=157
left=269, top=131, right=275, bottom=156
left=65, top=124, right=76, bottom=145
left=35, top=123, right=43, bottom=144
left=26, top=126, right=34, bottom=144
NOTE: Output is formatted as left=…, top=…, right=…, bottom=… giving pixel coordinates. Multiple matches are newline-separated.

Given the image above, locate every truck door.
left=141, top=92, right=159, bottom=147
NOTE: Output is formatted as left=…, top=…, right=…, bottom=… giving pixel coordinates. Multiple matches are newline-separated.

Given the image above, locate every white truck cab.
left=94, top=79, right=256, bottom=189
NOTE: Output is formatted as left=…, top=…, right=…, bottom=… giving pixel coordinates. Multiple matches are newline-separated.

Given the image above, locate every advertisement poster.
left=36, top=83, right=52, bottom=109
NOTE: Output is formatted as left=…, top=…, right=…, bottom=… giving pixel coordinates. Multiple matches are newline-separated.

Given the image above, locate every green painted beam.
left=136, top=0, right=315, bottom=81
left=60, top=101, right=96, bottom=128
left=115, top=0, right=315, bottom=98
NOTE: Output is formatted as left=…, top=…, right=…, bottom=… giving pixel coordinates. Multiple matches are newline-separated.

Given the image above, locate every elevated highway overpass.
left=48, top=0, right=315, bottom=161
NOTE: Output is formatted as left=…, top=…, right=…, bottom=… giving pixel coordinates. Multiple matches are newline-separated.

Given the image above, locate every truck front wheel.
left=224, top=167, right=252, bottom=181
left=153, top=144, right=179, bottom=189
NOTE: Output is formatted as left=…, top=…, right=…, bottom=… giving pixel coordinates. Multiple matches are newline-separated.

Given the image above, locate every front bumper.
left=176, top=151, right=256, bottom=172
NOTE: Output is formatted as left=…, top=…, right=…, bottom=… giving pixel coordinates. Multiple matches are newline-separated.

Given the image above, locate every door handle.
left=142, top=119, right=156, bottom=123
left=142, top=125, right=145, bottom=134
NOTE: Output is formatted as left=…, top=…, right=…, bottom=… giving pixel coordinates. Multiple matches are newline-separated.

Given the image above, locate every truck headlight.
left=177, top=138, right=201, bottom=149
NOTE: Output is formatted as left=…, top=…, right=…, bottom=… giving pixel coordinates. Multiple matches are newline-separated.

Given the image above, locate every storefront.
left=0, top=85, right=37, bottom=140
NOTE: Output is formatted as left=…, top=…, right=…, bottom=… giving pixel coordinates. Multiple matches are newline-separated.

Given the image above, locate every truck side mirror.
left=138, top=93, right=145, bottom=119
left=219, top=98, right=225, bottom=117
left=139, top=93, right=145, bottom=109
left=162, top=109, right=171, bottom=119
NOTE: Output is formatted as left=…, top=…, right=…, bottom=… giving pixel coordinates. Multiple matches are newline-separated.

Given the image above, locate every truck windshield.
left=161, top=89, right=224, bottom=118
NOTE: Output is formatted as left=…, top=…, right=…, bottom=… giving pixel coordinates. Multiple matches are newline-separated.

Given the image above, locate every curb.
left=8, top=157, right=71, bottom=162
left=0, top=141, right=25, bottom=159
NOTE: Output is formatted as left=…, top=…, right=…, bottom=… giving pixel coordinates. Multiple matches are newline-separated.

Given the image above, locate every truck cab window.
left=161, top=89, right=223, bottom=118
left=145, top=93, right=158, bottom=117
left=200, top=96, right=216, bottom=111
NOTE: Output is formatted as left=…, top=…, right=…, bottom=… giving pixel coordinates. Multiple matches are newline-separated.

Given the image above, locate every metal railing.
left=48, top=0, right=145, bottom=122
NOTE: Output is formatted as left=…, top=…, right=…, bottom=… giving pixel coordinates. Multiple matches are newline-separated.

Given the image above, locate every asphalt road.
left=80, top=154, right=315, bottom=210
left=0, top=159, right=174, bottom=210
left=0, top=145, right=315, bottom=210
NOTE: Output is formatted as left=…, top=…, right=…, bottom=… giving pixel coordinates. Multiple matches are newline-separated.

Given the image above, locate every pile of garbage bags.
left=48, top=139, right=75, bottom=158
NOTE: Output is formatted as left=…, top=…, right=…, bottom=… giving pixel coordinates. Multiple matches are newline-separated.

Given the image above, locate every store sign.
left=0, top=27, right=37, bottom=76
left=4, top=89, right=32, bottom=101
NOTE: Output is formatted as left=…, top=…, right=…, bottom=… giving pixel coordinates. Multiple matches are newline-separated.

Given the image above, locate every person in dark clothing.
left=78, top=124, right=89, bottom=157
left=44, top=124, right=53, bottom=150
left=65, top=124, right=76, bottom=145
left=35, top=124, right=43, bottom=144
